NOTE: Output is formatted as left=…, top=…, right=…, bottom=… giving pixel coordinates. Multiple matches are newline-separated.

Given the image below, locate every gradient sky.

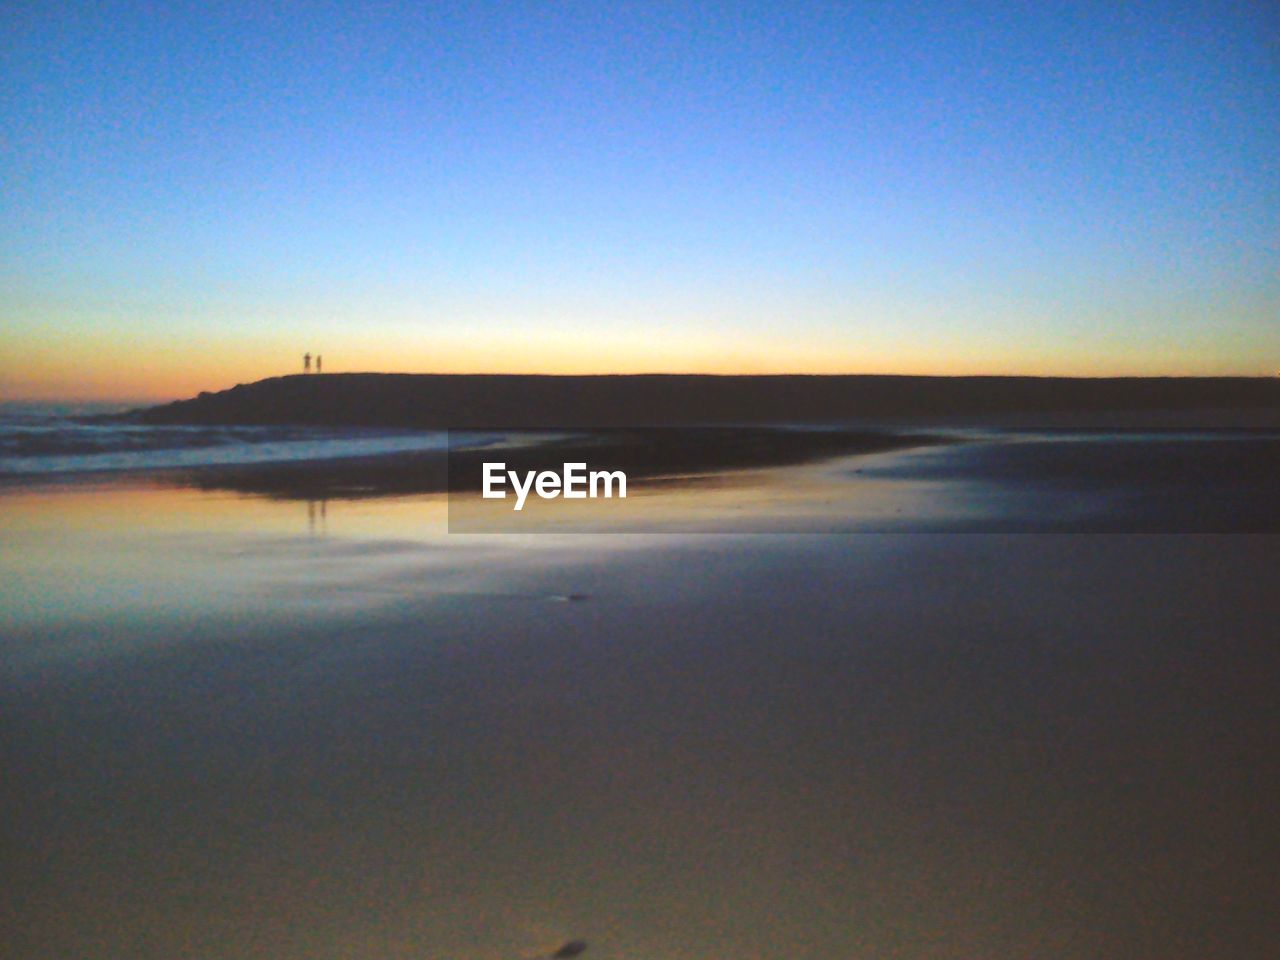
left=3, top=0, right=1278, bottom=400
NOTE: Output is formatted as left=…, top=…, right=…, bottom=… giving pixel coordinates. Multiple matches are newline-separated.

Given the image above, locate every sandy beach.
left=3, top=437, right=1278, bottom=959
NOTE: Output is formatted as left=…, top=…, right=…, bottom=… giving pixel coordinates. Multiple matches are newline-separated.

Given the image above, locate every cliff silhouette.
left=131, top=373, right=1280, bottom=428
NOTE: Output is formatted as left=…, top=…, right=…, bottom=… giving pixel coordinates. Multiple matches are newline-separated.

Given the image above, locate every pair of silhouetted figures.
left=303, top=352, right=322, bottom=373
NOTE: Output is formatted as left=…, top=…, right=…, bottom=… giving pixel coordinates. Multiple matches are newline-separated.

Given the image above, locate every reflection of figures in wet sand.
left=524, top=942, right=587, bottom=960
left=306, top=498, right=328, bottom=535
left=316, top=354, right=322, bottom=373
left=303, top=351, right=311, bottom=373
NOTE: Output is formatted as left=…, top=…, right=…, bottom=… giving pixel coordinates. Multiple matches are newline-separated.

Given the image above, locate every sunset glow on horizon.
left=3, top=1, right=1277, bottom=402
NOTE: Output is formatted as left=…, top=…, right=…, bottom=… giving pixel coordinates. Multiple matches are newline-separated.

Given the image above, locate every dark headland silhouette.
left=132, top=373, right=1280, bottom=429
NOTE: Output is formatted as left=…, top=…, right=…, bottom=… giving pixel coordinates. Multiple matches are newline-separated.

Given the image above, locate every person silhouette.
left=304, top=352, right=311, bottom=373
left=316, top=354, right=322, bottom=374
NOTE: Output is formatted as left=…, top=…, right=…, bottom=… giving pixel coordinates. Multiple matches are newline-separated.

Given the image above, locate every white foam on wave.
left=0, top=406, right=450, bottom=475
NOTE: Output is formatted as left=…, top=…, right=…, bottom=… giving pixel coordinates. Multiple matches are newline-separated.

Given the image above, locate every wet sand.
left=2, top=461, right=1278, bottom=958
left=166, top=427, right=945, bottom=501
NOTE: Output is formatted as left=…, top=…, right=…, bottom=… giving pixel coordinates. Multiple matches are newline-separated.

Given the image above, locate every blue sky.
left=3, top=0, right=1277, bottom=398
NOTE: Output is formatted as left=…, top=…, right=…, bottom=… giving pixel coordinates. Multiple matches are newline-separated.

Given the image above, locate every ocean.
left=0, top=402, right=449, bottom=476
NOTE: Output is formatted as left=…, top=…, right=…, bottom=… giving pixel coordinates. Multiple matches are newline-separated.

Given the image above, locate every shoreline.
left=198, top=426, right=950, bottom=500
left=0, top=426, right=947, bottom=500
left=4, top=421, right=1277, bottom=533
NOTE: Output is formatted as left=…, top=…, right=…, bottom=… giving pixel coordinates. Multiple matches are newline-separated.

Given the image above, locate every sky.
left=2, top=0, right=1278, bottom=400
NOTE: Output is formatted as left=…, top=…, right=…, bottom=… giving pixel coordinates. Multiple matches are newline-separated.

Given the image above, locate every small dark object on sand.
left=552, top=942, right=587, bottom=958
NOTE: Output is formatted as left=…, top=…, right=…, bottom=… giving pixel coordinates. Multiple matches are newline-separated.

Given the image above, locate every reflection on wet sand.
left=170, top=427, right=943, bottom=501
left=2, top=452, right=1279, bottom=959
left=307, top=497, right=328, bottom=537
left=157, top=427, right=1280, bottom=533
